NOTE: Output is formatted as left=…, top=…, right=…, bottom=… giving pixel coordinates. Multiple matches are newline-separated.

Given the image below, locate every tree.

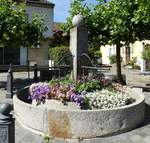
left=64, top=0, right=150, bottom=83
left=0, top=0, right=45, bottom=49
left=98, top=0, right=139, bottom=83
left=101, top=0, right=150, bottom=83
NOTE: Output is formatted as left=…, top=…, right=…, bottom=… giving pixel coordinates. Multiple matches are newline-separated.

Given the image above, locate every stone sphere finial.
left=72, top=14, right=84, bottom=27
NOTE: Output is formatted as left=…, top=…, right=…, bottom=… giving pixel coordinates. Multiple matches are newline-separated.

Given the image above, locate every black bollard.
left=6, top=64, right=13, bottom=98
left=34, top=64, right=38, bottom=82
left=0, top=103, right=14, bottom=143
left=0, top=103, right=12, bottom=116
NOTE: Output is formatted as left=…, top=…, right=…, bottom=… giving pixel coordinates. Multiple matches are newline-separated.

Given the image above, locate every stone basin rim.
left=14, top=87, right=145, bottom=112
left=13, top=87, right=145, bottom=139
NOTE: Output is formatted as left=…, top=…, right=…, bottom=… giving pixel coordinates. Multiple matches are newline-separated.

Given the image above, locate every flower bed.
left=28, top=78, right=134, bottom=110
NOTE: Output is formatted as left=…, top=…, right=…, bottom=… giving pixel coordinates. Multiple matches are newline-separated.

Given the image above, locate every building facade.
left=100, top=40, right=150, bottom=71
left=0, top=0, right=54, bottom=65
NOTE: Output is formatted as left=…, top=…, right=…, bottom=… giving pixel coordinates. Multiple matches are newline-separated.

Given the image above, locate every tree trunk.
left=116, top=43, right=124, bottom=84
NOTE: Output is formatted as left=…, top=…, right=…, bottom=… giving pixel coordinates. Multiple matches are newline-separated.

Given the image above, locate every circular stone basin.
left=13, top=88, right=145, bottom=139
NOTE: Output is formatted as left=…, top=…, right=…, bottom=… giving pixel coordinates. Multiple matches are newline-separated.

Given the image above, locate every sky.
left=50, top=0, right=97, bottom=22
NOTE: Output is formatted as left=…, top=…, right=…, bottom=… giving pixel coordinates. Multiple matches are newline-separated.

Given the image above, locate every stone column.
left=70, top=15, right=88, bottom=81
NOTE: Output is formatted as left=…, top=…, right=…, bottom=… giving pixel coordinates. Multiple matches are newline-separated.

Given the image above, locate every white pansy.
left=86, top=89, right=134, bottom=109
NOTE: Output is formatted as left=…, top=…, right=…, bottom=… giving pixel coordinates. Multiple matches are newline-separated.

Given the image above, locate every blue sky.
left=50, top=0, right=97, bottom=22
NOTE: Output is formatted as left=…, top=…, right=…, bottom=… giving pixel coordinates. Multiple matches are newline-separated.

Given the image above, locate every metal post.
left=0, top=103, right=14, bottom=143
left=34, top=64, right=38, bottom=82
left=6, top=64, right=13, bottom=98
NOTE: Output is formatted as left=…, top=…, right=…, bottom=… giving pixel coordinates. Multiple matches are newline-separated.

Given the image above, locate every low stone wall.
left=13, top=88, right=145, bottom=139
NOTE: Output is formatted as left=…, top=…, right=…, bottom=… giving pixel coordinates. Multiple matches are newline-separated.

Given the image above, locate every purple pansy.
left=29, top=82, right=86, bottom=107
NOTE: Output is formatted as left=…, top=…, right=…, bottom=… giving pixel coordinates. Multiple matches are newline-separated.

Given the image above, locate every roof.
left=26, top=0, right=54, bottom=7
left=53, top=22, right=64, bottom=33
left=14, top=0, right=55, bottom=8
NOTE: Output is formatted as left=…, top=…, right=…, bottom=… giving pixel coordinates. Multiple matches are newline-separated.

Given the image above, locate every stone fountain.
left=70, top=14, right=88, bottom=81
left=13, top=15, right=145, bottom=142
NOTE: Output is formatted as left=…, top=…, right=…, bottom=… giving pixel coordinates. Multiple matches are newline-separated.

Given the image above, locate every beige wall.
left=100, top=45, right=116, bottom=64
left=100, top=40, right=150, bottom=68
left=28, top=40, right=49, bottom=65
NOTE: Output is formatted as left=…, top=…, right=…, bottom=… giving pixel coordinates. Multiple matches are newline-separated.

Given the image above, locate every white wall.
left=26, top=5, right=53, bottom=38
left=101, top=45, right=116, bottom=64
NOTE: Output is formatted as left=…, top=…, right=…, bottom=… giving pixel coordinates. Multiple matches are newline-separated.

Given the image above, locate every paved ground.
left=0, top=65, right=150, bottom=143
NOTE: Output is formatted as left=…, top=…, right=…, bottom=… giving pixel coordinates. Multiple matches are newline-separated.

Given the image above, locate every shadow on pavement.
left=0, top=81, right=6, bottom=89
left=143, top=103, right=150, bottom=125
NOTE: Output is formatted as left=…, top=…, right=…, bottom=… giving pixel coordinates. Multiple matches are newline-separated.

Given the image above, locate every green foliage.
left=49, top=46, right=72, bottom=65
left=50, top=32, right=65, bottom=47
left=125, top=57, right=140, bottom=69
left=43, top=135, right=53, bottom=143
left=76, top=79, right=102, bottom=93
left=94, top=51, right=102, bottom=58
left=133, top=0, right=150, bottom=40
left=81, top=96, right=92, bottom=110
left=49, top=77, right=102, bottom=93
left=24, top=13, right=46, bottom=47
left=109, top=55, right=117, bottom=64
left=126, top=57, right=137, bottom=66
left=142, top=45, right=150, bottom=60
left=0, top=0, right=45, bottom=49
left=49, top=76, right=74, bottom=86
left=65, top=0, right=150, bottom=49
left=64, top=0, right=150, bottom=82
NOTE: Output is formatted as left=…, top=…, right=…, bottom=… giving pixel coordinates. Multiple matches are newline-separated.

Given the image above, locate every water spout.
left=80, top=53, right=94, bottom=66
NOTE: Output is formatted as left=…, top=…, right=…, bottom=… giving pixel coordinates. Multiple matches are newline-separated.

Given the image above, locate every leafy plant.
left=142, top=46, right=150, bottom=60
left=49, top=76, right=74, bottom=86
left=94, top=51, right=102, bottom=58
left=76, top=79, right=102, bottom=93
left=109, top=55, right=117, bottom=64
left=43, top=135, right=53, bottom=143
left=125, top=57, right=140, bottom=69
left=49, top=46, right=72, bottom=65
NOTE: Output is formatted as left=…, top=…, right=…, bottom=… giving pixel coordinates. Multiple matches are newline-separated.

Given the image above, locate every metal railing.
left=81, top=65, right=112, bottom=78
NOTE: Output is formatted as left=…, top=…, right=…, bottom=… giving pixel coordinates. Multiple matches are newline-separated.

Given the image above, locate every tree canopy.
left=64, top=0, right=150, bottom=83
left=0, top=0, right=46, bottom=49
